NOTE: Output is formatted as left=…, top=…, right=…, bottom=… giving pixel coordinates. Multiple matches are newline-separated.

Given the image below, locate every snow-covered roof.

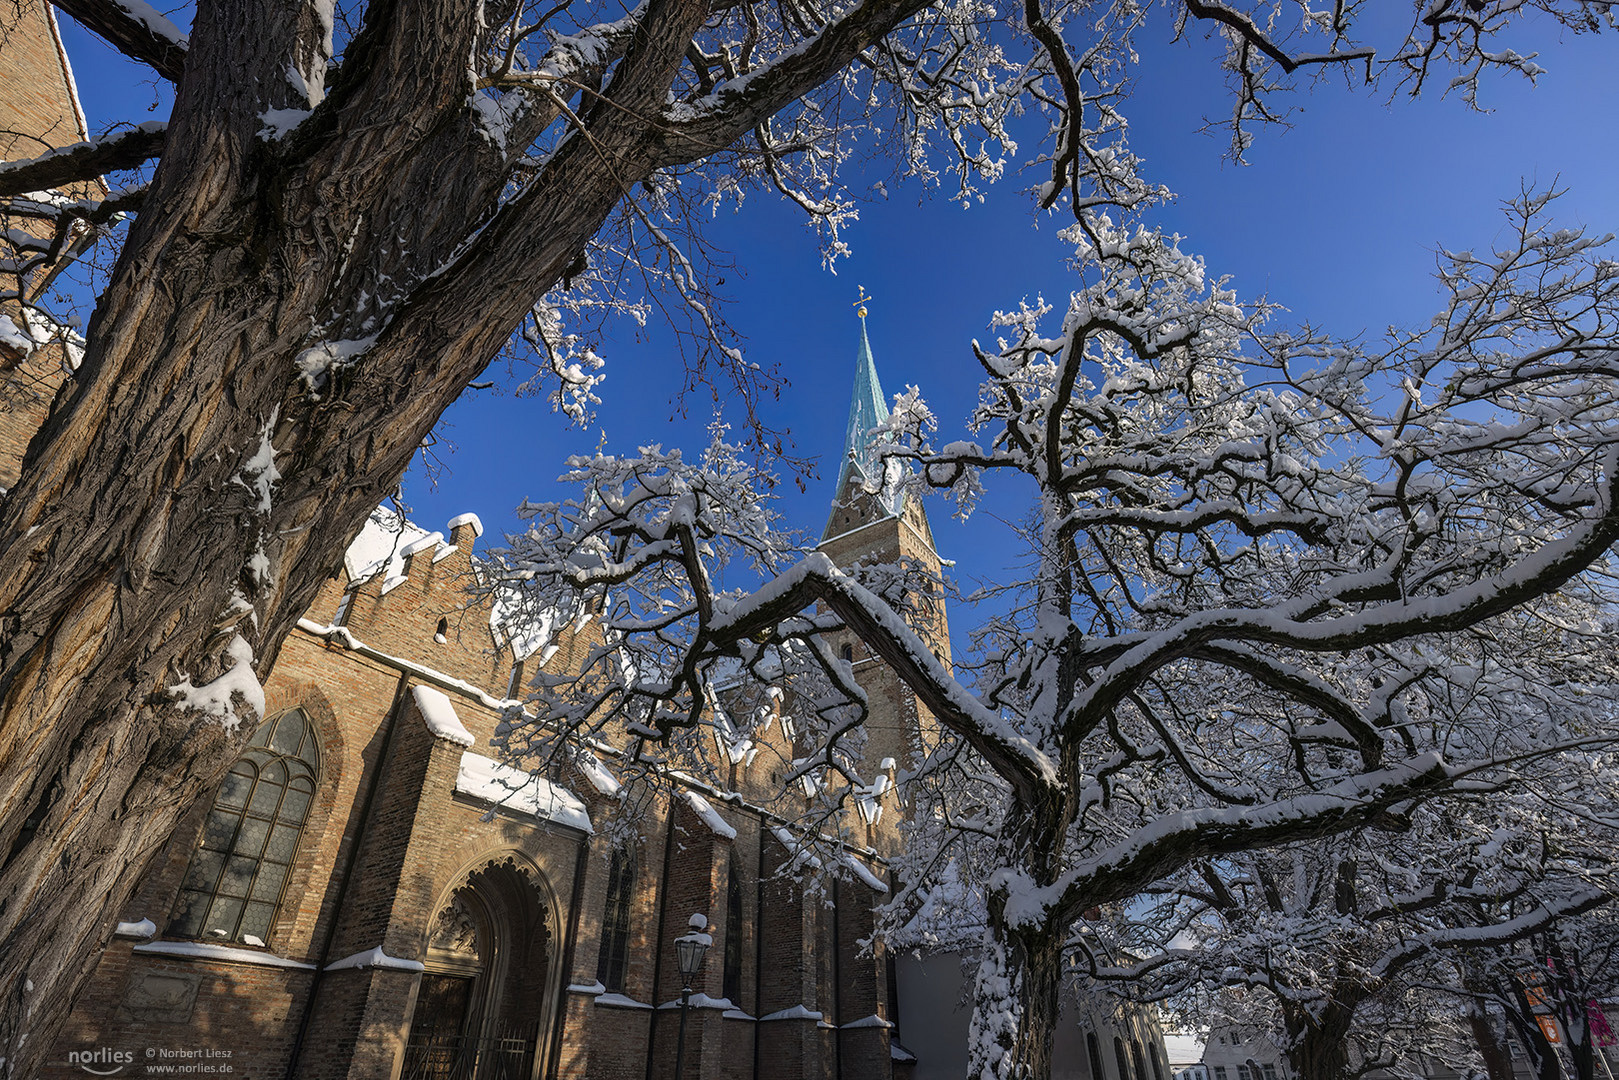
left=574, top=750, right=622, bottom=798
left=414, top=685, right=476, bottom=747
left=455, top=751, right=592, bottom=833
left=344, top=506, right=457, bottom=585
left=682, top=791, right=738, bottom=839
left=492, top=598, right=566, bottom=664
left=487, top=569, right=590, bottom=664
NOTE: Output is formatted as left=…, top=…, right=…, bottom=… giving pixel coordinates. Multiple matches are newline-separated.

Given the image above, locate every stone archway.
left=404, top=856, right=556, bottom=1080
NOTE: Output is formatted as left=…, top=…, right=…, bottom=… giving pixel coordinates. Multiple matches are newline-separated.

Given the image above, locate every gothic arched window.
left=1086, top=1033, right=1106, bottom=1080
left=168, top=709, right=320, bottom=946
left=596, top=846, right=636, bottom=992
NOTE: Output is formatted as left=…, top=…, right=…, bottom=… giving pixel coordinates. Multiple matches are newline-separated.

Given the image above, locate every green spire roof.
left=833, top=316, right=896, bottom=510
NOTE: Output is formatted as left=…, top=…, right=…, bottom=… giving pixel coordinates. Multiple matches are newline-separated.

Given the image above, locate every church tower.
left=817, top=298, right=950, bottom=851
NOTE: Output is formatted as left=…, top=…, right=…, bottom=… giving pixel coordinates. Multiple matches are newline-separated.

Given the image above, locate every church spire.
left=833, top=289, right=891, bottom=503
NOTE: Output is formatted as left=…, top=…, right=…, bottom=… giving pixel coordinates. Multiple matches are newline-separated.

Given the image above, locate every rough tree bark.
left=0, top=0, right=931, bottom=1066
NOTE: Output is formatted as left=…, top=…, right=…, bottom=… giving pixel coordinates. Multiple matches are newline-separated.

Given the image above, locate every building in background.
left=1165, top=1032, right=1208, bottom=1080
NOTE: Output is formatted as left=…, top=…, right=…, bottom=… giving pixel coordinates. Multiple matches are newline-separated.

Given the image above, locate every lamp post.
left=673, top=913, right=711, bottom=1080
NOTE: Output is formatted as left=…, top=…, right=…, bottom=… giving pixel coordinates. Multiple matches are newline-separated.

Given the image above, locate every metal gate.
left=400, top=1024, right=538, bottom=1080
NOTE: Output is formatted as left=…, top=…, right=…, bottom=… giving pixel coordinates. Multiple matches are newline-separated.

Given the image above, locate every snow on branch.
left=53, top=0, right=187, bottom=81
left=0, top=123, right=165, bottom=199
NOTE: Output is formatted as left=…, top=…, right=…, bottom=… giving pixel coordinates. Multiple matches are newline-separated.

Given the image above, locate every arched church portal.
left=403, top=855, right=559, bottom=1080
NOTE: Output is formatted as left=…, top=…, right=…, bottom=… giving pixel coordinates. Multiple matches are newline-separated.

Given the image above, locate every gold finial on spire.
left=853, top=286, right=872, bottom=320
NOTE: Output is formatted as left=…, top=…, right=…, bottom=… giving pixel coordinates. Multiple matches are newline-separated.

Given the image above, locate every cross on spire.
left=832, top=292, right=896, bottom=513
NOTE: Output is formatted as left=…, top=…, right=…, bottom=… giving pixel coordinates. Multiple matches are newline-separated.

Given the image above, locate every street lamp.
left=673, top=913, right=711, bottom=1080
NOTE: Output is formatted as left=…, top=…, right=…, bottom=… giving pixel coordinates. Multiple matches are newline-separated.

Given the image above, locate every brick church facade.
left=2, top=13, right=1171, bottom=1077
left=39, top=488, right=922, bottom=1080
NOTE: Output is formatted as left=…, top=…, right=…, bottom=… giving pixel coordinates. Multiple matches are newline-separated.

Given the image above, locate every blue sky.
left=56, top=10, right=1619, bottom=626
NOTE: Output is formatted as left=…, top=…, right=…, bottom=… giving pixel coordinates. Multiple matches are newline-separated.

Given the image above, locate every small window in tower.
left=506, top=661, right=525, bottom=699
left=840, top=644, right=854, bottom=664
left=434, top=617, right=448, bottom=644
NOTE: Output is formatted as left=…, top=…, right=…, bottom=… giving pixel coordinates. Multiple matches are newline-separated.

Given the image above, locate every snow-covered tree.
left=1442, top=909, right=1619, bottom=1080
left=485, top=193, right=1619, bottom=1079
left=0, top=0, right=1614, bottom=1061
left=1109, top=782, right=1618, bottom=1080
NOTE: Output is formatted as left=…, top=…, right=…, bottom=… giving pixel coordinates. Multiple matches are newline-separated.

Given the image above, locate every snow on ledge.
left=456, top=752, right=592, bottom=833
left=414, top=685, right=475, bottom=747
left=114, top=919, right=156, bottom=939
left=759, top=1005, right=824, bottom=1022
left=657, top=993, right=733, bottom=1010
left=325, top=946, right=424, bottom=972
left=132, top=940, right=314, bottom=969
left=401, top=531, right=443, bottom=558
left=567, top=981, right=607, bottom=995
left=575, top=751, right=622, bottom=798
left=297, top=619, right=526, bottom=713
left=843, top=854, right=889, bottom=893
left=842, top=1014, right=895, bottom=1029
left=448, top=512, right=484, bottom=538
left=683, top=791, right=738, bottom=839
left=593, top=993, right=653, bottom=1010
left=722, top=1009, right=757, bottom=1021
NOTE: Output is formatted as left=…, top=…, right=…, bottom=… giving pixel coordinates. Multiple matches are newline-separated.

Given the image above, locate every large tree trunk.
left=966, top=913, right=1067, bottom=1080
left=1545, top=940, right=1597, bottom=1080
left=1284, top=1004, right=1358, bottom=1080
left=965, top=795, right=1076, bottom=1080
left=1505, top=978, right=1566, bottom=1080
